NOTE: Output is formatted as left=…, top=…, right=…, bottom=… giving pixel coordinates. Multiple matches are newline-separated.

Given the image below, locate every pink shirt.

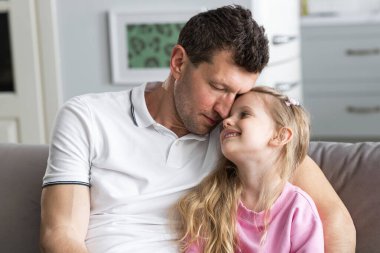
left=187, top=182, right=324, bottom=253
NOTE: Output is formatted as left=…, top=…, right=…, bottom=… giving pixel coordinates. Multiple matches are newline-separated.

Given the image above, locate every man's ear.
left=269, top=127, right=293, bottom=147
left=170, top=45, right=187, bottom=80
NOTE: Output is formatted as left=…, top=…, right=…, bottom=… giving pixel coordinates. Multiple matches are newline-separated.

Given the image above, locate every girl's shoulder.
left=282, top=182, right=321, bottom=220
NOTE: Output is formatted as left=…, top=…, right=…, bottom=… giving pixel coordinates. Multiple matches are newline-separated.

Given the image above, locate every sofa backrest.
left=309, top=141, right=380, bottom=253
left=0, top=142, right=379, bottom=252
left=0, top=143, right=48, bottom=253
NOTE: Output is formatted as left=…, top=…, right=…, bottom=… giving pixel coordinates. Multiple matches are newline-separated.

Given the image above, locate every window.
left=0, top=12, right=14, bottom=92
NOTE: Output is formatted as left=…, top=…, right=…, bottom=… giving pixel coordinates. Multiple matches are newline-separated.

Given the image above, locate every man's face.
left=174, top=50, right=259, bottom=135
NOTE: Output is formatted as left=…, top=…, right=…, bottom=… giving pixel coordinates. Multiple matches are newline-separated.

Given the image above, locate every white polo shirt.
left=43, top=82, right=221, bottom=253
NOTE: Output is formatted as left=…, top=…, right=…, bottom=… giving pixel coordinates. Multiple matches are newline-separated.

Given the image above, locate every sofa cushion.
left=309, top=141, right=380, bottom=253
left=0, top=143, right=48, bottom=253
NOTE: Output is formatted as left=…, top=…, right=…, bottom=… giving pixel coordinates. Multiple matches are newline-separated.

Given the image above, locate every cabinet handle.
left=275, top=82, right=299, bottom=92
left=346, top=105, right=380, bottom=114
left=272, top=35, right=297, bottom=45
left=345, top=48, right=380, bottom=56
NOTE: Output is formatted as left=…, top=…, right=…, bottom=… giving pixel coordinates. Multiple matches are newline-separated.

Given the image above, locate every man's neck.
left=145, top=77, right=189, bottom=137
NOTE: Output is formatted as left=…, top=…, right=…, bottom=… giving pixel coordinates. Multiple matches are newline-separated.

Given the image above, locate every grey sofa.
left=0, top=142, right=379, bottom=253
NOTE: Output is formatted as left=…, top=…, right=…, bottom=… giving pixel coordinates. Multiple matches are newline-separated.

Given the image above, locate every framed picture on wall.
left=108, top=9, right=203, bottom=85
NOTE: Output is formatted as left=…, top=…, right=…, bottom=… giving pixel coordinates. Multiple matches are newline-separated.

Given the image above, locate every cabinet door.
left=302, top=29, right=380, bottom=82
left=252, top=0, right=300, bottom=65
left=256, top=58, right=303, bottom=102
left=305, top=94, right=380, bottom=139
left=0, top=0, right=45, bottom=143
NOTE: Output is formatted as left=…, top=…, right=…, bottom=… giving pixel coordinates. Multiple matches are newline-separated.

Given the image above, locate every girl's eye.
left=240, top=112, right=250, bottom=118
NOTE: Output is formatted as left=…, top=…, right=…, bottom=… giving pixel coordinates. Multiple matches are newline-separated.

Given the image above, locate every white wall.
left=56, top=0, right=250, bottom=100
left=56, top=0, right=380, bottom=100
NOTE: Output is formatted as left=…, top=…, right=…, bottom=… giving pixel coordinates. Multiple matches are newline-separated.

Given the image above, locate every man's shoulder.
left=73, top=89, right=131, bottom=104
left=62, top=88, right=136, bottom=113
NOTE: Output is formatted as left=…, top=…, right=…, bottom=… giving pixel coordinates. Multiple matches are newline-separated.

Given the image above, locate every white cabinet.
left=253, top=0, right=302, bottom=101
left=306, top=94, right=380, bottom=138
left=301, top=18, right=380, bottom=140
left=251, top=0, right=300, bottom=64
left=257, top=58, right=303, bottom=101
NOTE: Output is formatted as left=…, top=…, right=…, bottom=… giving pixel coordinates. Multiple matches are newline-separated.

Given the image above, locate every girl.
left=175, top=86, right=324, bottom=253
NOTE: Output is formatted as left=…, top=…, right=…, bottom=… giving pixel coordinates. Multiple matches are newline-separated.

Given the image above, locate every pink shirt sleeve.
left=290, top=191, right=324, bottom=253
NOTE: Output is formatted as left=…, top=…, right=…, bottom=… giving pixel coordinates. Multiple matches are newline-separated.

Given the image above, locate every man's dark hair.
left=178, top=5, right=269, bottom=73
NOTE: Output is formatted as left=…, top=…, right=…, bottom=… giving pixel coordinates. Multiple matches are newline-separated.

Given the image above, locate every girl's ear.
left=170, top=45, right=187, bottom=80
left=269, top=127, right=293, bottom=147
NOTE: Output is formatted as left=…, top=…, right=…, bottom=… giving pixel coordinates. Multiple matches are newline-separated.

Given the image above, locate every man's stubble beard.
left=173, top=80, right=209, bottom=135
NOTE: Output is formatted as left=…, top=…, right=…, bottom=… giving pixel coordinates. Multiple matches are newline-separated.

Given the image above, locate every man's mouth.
left=204, top=115, right=217, bottom=125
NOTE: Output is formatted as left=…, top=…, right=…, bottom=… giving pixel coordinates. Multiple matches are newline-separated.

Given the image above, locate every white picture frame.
left=108, top=9, right=203, bottom=85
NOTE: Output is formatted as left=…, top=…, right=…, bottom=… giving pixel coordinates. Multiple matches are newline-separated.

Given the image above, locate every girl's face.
left=220, top=92, right=277, bottom=164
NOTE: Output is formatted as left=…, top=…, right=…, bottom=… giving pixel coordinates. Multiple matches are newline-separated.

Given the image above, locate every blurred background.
left=0, top=0, right=379, bottom=144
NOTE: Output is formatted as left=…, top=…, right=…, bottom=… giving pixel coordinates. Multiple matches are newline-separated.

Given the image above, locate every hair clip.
left=285, top=97, right=300, bottom=107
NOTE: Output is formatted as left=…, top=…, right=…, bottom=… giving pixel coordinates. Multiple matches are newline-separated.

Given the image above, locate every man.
left=40, top=5, right=355, bottom=253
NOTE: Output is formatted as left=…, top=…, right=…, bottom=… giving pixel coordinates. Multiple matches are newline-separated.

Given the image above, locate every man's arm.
left=291, top=155, right=356, bottom=253
left=40, top=185, right=90, bottom=253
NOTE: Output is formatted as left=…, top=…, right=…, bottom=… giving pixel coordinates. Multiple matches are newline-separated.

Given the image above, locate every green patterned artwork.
left=126, top=23, right=184, bottom=69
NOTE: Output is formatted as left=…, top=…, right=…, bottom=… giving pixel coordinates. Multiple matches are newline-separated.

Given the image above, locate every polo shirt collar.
left=131, top=82, right=155, bottom=128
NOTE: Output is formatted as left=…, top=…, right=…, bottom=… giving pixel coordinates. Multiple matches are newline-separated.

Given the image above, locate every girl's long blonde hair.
left=175, top=86, right=310, bottom=253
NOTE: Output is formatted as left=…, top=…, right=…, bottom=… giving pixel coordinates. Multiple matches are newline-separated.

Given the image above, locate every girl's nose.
left=222, top=117, right=233, bottom=129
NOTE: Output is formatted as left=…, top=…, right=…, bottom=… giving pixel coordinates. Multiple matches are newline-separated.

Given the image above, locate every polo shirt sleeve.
left=43, top=96, right=94, bottom=187
left=290, top=192, right=324, bottom=252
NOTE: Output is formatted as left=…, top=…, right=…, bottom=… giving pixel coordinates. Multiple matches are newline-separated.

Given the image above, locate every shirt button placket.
left=166, top=140, right=182, bottom=168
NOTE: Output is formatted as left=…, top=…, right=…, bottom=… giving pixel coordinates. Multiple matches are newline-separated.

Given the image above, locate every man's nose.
left=214, top=94, right=235, bottom=119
